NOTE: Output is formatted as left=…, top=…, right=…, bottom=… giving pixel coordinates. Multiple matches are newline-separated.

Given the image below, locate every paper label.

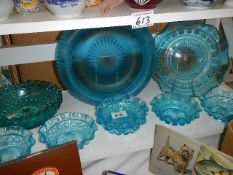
left=111, top=111, right=128, bottom=119
left=131, top=10, right=154, bottom=29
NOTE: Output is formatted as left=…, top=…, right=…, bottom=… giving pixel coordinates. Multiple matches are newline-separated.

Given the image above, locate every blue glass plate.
left=0, top=127, right=35, bottom=163
left=56, top=26, right=155, bottom=105
left=153, top=21, right=230, bottom=96
left=200, top=88, right=233, bottom=124
left=0, top=81, right=62, bottom=129
left=95, top=96, right=148, bottom=135
left=150, top=93, right=201, bottom=125
left=39, top=112, right=97, bottom=150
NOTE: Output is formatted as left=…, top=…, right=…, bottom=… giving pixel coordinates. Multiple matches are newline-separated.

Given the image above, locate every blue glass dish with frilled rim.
left=150, top=93, right=201, bottom=125
left=200, top=87, right=233, bottom=124
left=0, top=81, right=62, bottom=129
left=153, top=21, right=230, bottom=97
left=95, top=96, right=148, bottom=135
left=39, top=112, right=98, bottom=150
left=0, top=126, right=35, bottom=163
left=56, top=26, right=155, bottom=105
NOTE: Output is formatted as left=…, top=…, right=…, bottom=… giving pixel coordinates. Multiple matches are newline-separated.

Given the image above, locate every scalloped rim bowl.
left=39, top=112, right=98, bottom=150
left=150, top=93, right=201, bottom=125
left=95, top=96, right=149, bottom=135
left=0, top=127, right=35, bottom=163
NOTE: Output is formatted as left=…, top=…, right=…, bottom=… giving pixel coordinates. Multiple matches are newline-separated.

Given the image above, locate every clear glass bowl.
left=153, top=21, right=230, bottom=96
left=39, top=112, right=98, bottom=150
left=0, top=127, right=35, bottom=163
left=56, top=26, right=155, bottom=105
left=95, top=96, right=148, bottom=135
left=0, top=80, right=62, bottom=129
left=200, top=88, right=233, bottom=124
left=151, top=93, right=201, bottom=125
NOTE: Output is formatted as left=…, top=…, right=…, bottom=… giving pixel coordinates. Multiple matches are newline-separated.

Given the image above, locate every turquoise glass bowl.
left=39, top=112, right=98, bottom=150
left=56, top=26, right=155, bottom=105
left=0, top=81, right=62, bottom=129
left=200, top=88, right=233, bottom=124
left=0, top=127, right=35, bottom=163
left=153, top=21, right=230, bottom=96
left=151, top=93, right=201, bottom=125
left=95, top=96, right=148, bottom=135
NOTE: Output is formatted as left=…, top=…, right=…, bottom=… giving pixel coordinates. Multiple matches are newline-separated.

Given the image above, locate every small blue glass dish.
left=0, top=127, right=35, bottom=163
left=200, top=88, right=233, bottom=124
left=95, top=96, right=148, bottom=135
left=150, top=93, right=201, bottom=125
left=39, top=112, right=97, bottom=150
left=0, top=81, right=62, bottom=129
left=56, top=26, right=155, bottom=105
left=153, top=21, right=230, bottom=96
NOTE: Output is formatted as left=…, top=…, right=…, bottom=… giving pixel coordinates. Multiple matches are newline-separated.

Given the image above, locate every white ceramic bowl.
left=0, top=0, right=14, bottom=21
left=45, top=0, right=86, bottom=18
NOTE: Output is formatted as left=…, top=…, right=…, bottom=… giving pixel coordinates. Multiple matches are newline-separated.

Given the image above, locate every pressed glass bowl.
left=151, top=93, right=201, bottom=125
left=0, top=81, right=62, bottom=129
left=56, top=26, right=155, bottom=105
left=182, top=0, right=216, bottom=7
left=0, top=127, right=35, bottom=163
left=200, top=88, right=233, bottom=124
left=95, top=96, right=148, bottom=135
left=39, top=112, right=98, bottom=150
left=153, top=21, right=230, bottom=96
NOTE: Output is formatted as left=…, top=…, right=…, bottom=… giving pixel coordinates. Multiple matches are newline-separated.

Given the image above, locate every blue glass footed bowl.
left=151, top=93, right=201, bottom=125
left=153, top=21, right=230, bottom=97
left=0, top=127, right=35, bottom=163
left=56, top=26, right=155, bottom=105
left=0, top=81, right=62, bottom=129
left=95, top=96, right=148, bottom=135
left=39, top=112, right=98, bottom=150
left=200, top=88, right=233, bottom=124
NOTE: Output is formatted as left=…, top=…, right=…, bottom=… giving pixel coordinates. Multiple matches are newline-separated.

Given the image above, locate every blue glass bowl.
left=151, top=93, right=201, bottom=125
left=0, top=127, right=35, bottom=163
left=200, top=88, right=233, bottom=124
left=0, top=81, right=62, bottom=129
left=56, top=26, right=155, bottom=105
left=95, top=96, right=148, bottom=135
left=153, top=21, right=230, bottom=96
left=39, top=112, right=98, bottom=150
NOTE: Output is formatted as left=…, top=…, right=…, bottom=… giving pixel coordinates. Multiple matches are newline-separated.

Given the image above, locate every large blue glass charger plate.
left=39, top=112, right=98, bottom=150
left=56, top=26, right=155, bottom=105
left=0, top=81, right=62, bottom=129
left=150, top=93, right=201, bottom=125
left=153, top=21, right=230, bottom=96
left=200, top=88, right=233, bottom=124
left=0, top=127, right=35, bottom=163
left=95, top=96, right=148, bottom=135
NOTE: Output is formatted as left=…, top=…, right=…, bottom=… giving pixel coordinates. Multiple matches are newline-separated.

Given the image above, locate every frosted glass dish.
left=95, top=96, right=148, bottom=135
left=56, top=26, right=155, bottom=105
left=0, top=127, right=35, bottom=163
left=153, top=21, right=230, bottom=96
left=0, top=81, right=62, bottom=129
left=151, top=93, right=201, bottom=125
left=39, top=112, right=98, bottom=150
left=200, top=88, right=233, bottom=124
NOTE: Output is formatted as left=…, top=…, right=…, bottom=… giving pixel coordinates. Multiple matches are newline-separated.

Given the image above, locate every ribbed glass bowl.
left=0, top=127, right=35, bottom=163
left=39, top=112, right=98, bottom=150
left=151, top=93, right=201, bottom=125
left=0, top=81, right=62, bottom=129
left=200, top=88, right=233, bottom=124
left=95, top=96, right=148, bottom=135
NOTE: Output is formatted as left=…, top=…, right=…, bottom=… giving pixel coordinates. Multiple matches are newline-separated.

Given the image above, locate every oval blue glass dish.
left=0, top=127, right=35, bottom=163
left=0, top=81, right=62, bottom=129
left=200, top=88, right=233, bottom=124
left=56, top=26, right=155, bottom=105
left=39, top=112, right=97, bottom=150
left=150, top=93, right=201, bottom=125
left=153, top=21, right=230, bottom=96
left=95, top=96, right=148, bottom=135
